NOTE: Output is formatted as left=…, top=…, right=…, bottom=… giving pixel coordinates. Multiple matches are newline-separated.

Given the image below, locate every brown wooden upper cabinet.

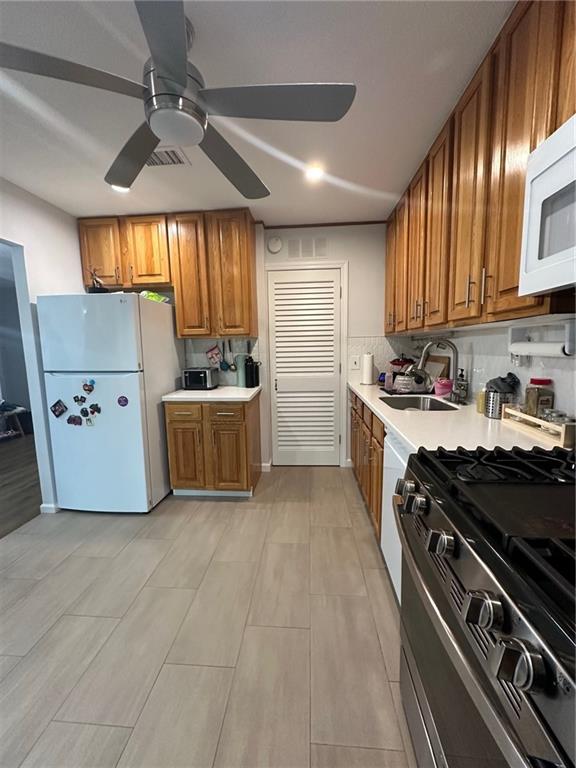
left=168, top=212, right=212, bottom=337
left=78, top=218, right=123, bottom=286
left=447, top=58, right=492, bottom=322
left=424, top=120, right=452, bottom=327
left=557, top=0, right=575, bottom=128
left=407, top=161, right=428, bottom=330
left=384, top=213, right=396, bottom=334
left=120, top=215, right=171, bottom=286
left=485, top=1, right=563, bottom=317
left=393, top=194, right=409, bottom=333
left=206, top=209, right=257, bottom=337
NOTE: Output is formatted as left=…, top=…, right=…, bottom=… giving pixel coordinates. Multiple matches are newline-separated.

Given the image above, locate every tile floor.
left=0, top=467, right=416, bottom=768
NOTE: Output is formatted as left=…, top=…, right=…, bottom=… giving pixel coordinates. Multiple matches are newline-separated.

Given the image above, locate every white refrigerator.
left=38, top=294, right=181, bottom=513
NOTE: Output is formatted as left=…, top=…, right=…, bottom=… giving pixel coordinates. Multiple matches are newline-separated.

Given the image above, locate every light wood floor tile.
left=0, top=577, right=35, bottom=613
left=310, top=466, right=344, bottom=491
left=311, top=595, right=403, bottom=750
left=74, top=515, right=151, bottom=557
left=353, top=525, right=385, bottom=569
left=138, top=497, right=199, bottom=540
left=12, top=512, right=70, bottom=537
left=342, top=470, right=365, bottom=509
left=117, top=665, right=232, bottom=768
left=0, top=534, right=41, bottom=571
left=312, top=744, right=408, bottom=767
left=0, top=615, right=117, bottom=768
left=390, top=683, right=417, bottom=768
left=275, top=467, right=312, bottom=502
left=214, top=626, right=310, bottom=768
left=364, top=568, right=400, bottom=681
left=3, top=515, right=107, bottom=580
left=146, top=509, right=230, bottom=589
left=349, top=506, right=374, bottom=529
left=57, top=586, right=194, bottom=727
left=248, top=542, right=310, bottom=628
left=310, top=488, right=352, bottom=527
left=0, top=556, right=107, bottom=656
left=250, top=471, right=279, bottom=504
left=71, top=538, right=172, bottom=618
left=213, top=507, right=269, bottom=562
left=311, top=527, right=366, bottom=596
left=168, top=561, right=256, bottom=666
left=267, top=501, right=310, bottom=544
left=20, top=722, right=130, bottom=768
left=0, top=656, right=20, bottom=683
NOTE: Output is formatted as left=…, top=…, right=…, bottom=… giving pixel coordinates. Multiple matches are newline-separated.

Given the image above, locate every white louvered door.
left=269, top=268, right=341, bottom=465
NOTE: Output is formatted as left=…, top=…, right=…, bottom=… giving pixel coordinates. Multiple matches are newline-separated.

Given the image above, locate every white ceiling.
left=0, top=1, right=513, bottom=225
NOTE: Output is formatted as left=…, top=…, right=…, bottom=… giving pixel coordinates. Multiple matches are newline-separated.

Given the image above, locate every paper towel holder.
left=508, top=319, right=575, bottom=360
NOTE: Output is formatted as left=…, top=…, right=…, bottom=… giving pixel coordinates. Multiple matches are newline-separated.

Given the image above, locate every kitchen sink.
left=379, top=396, right=458, bottom=412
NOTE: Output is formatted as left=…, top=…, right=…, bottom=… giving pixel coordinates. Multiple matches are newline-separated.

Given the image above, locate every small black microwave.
left=181, top=367, right=219, bottom=390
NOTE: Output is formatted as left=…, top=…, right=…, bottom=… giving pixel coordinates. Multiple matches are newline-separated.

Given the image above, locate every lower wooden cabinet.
left=165, top=398, right=261, bottom=493
left=350, top=393, right=385, bottom=537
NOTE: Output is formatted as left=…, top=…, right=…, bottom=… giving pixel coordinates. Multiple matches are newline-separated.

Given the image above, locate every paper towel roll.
left=509, top=342, right=566, bottom=357
left=360, top=353, right=375, bottom=384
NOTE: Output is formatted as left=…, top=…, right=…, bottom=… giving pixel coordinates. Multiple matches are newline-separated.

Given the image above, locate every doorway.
left=268, top=267, right=344, bottom=466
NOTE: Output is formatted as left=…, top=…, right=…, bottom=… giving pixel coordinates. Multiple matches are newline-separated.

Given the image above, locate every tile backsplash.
left=347, top=336, right=418, bottom=374
left=184, top=338, right=258, bottom=387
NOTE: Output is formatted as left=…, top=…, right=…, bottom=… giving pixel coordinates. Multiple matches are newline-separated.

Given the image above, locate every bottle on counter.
left=476, top=383, right=486, bottom=414
left=524, top=378, right=554, bottom=417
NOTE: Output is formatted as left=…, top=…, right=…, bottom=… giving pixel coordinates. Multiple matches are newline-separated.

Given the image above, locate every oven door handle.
left=393, top=497, right=534, bottom=768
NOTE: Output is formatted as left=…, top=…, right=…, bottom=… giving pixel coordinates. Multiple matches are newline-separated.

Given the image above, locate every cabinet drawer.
left=207, top=404, right=245, bottom=422
left=165, top=403, right=202, bottom=421
left=362, top=404, right=372, bottom=430
left=372, top=415, right=385, bottom=446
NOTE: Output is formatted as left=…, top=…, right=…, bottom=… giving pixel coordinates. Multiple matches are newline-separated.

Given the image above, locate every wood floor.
left=0, top=436, right=41, bottom=539
left=0, top=467, right=416, bottom=768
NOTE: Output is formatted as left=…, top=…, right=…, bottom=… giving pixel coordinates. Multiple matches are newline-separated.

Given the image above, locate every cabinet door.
left=407, top=161, right=428, bottom=330
left=168, top=213, right=212, bottom=337
left=206, top=209, right=256, bottom=336
left=447, top=59, right=492, bottom=321
left=557, top=0, right=575, bottom=128
left=166, top=421, right=205, bottom=489
left=361, top=422, right=372, bottom=506
left=122, top=215, right=171, bottom=285
left=384, top=214, right=396, bottom=334
left=209, top=422, right=248, bottom=490
left=485, top=1, right=563, bottom=316
left=424, top=121, right=452, bottom=327
left=78, top=218, right=122, bottom=286
left=370, top=436, right=384, bottom=538
left=393, top=195, right=409, bottom=332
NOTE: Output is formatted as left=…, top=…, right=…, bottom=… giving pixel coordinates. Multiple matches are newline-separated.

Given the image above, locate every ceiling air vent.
left=145, top=147, right=191, bottom=167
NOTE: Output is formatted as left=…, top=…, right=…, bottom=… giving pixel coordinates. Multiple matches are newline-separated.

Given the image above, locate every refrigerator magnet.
left=89, top=403, right=101, bottom=415
left=117, top=395, right=129, bottom=407
left=82, top=379, right=95, bottom=394
left=85, top=417, right=94, bottom=426
left=50, top=400, right=68, bottom=418
left=73, top=395, right=86, bottom=405
left=67, top=414, right=82, bottom=426
left=80, top=407, right=89, bottom=418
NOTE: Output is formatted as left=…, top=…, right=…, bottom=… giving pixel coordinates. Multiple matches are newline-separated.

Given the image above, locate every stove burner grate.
left=432, top=446, right=575, bottom=484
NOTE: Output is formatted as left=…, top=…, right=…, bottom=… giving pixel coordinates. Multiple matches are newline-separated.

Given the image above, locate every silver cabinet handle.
left=216, top=411, right=236, bottom=416
left=465, top=275, right=474, bottom=308
left=130, top=264, right=134, bottom=282
left=415, top=300, right=422, bottom=319
left=480, top=267, right=487, bottom=305
left=423, top=299, right=429, bottom=317
left=172, top=411, right=195, bottom=415
left=115, top=266, right=120, bottom=283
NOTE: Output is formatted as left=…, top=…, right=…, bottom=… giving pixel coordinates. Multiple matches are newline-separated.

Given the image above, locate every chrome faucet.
left=412, top=338, right=466, bottom=403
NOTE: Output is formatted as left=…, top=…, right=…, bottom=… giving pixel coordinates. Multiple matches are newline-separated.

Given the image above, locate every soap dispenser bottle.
left=453, top=368, right=469, bottom=404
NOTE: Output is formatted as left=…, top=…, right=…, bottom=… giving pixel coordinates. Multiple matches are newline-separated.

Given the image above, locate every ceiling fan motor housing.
left=143, top=59, right=207, bottom=146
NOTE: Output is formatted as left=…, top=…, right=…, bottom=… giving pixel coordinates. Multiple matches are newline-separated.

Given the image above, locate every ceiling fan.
left=0, top=1, right=356, bottom=199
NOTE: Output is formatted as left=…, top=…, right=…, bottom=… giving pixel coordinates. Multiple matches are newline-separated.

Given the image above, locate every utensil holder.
left=484, top=391, right=513, bottom=419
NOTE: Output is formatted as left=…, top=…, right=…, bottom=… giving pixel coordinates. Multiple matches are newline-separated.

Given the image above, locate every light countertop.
left=348, top=373, right=550, bottom=452
left=162, top=386, right=261, bottom=403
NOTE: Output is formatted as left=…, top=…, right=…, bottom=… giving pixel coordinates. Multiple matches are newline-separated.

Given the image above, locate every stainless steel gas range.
left=394, top=446, right=575, bottom=768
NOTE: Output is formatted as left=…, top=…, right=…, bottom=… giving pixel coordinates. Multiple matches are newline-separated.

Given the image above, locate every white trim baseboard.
left=40, top=503, right=59, bottom=514
left=260, top=462, right=272, bottom=472
left=173, top=489, right=253, bottom=498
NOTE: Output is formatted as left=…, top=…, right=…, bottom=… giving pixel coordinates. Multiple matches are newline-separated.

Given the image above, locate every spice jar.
left=524, top=378, right=554, bottom=417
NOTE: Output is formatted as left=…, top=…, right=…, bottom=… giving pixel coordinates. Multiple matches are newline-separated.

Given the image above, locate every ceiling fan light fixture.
left=304, top=163, right=325, bottom=184
left=147, top=101, right=206, bottom=147
left=110, top=184, right=131, bottom=193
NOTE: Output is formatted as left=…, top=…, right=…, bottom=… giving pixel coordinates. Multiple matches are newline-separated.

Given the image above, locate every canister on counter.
left=524, top=378, right=554, bottom=417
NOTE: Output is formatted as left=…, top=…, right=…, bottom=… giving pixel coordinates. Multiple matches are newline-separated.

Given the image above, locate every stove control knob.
left=426, top=529, right=456, bottom=557
left=462, top=590, right=504, bottom=632
left=404, top=493, right=428, bottom=516
left=490, top=638, right=547, bottom=693
left=395, top=478, right=416, bottom=498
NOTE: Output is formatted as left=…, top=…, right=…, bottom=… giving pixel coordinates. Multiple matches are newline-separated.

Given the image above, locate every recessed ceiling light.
left=304, top=163, right=325, bottom=184
left=111, top=184, right=130, bottom=193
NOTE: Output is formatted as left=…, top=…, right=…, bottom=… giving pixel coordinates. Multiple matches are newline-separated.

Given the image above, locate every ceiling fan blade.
left=134, top=0, right=188, bottom=88
left=105, top=122, right=159, bottom=188
left=198, top=83, right=356, bottom=122
left=0, top=42, right=144, bottom=99
left=200, top=123, right=269, bottom=199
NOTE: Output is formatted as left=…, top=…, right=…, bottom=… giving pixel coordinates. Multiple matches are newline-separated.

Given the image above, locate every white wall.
left=1, top=178, right=84, bottom=512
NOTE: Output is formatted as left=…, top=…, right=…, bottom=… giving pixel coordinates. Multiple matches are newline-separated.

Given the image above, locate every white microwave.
left=519, top=113, right=576, bottom=296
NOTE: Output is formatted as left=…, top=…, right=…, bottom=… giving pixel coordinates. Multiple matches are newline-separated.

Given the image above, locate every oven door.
left=395, top=500, right=557, bottom=768
left=519, top=114, right=576, bottom=296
